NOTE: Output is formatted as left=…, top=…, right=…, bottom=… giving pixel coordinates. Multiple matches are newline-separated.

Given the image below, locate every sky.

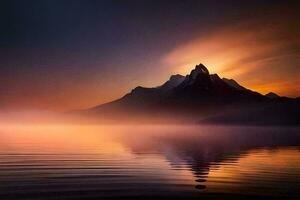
left=0, top=0, right=300, bottom=111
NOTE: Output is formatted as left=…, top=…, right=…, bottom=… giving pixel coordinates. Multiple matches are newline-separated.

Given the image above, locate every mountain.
left=202, top=97, right=300, bottom=126
left=158, top=74, right=185, bottom=91
left=265, top=92, right=280, bottom=99
left=79, top=64, right=300, bottom=125
left=222, top=78, right=246, bottom=91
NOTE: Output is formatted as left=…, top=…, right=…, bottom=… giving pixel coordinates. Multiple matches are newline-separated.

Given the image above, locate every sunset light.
left=0, top=1, right=299, bottom=199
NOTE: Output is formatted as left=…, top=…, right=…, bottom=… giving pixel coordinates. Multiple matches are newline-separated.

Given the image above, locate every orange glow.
left=162, top=17, right=300, bottom=97
left=0, top=124, right=196, bottom=186
left=0, top=125, right=125, bottom=155
left=205, top=148, right=300, bottom=195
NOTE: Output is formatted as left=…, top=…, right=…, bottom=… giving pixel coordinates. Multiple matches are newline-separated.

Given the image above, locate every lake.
left=0, top=124, right=299, bottom=199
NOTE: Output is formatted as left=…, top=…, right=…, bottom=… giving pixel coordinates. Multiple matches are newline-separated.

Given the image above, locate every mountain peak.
left=190, top=64, right=209, bottom=80
left=160, top=74, right=185, bottom=91
left=195, top=63, right=209, bottom=74
left=265, top=92, right=280, bottom=99
left=169, top=74, right=185, bottom=81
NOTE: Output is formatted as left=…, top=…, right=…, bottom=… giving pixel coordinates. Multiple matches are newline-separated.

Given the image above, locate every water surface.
left=0, top=125, right=299, bottom=199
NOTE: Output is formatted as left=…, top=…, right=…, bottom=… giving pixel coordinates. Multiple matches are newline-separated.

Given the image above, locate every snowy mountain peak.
left=160, top=74, right=185, bottom=90
left=190, top=64, right=209, bottom=79
left=195, top=63, right=209, bottom=74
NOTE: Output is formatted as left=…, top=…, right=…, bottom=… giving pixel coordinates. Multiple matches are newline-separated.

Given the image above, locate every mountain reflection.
left=119, top=126, right=300, bottom=191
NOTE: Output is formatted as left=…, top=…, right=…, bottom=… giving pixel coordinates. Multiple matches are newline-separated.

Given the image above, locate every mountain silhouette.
left=265, top=92, right=280, bottom=99
left=79, top=64, right=300, bottom=125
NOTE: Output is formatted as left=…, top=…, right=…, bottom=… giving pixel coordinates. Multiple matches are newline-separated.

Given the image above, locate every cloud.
left=162, top=6, right=300, bottom=96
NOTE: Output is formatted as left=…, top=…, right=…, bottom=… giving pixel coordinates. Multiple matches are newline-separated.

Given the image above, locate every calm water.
left=0, top=125, right=299, bottom=199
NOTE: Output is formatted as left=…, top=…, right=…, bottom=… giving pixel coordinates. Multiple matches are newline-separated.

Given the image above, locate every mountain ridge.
left=78, top=63, right=299, bottom=125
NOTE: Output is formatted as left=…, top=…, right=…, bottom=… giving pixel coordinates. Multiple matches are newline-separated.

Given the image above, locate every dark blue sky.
left=0, top=0, right=299, bottom=111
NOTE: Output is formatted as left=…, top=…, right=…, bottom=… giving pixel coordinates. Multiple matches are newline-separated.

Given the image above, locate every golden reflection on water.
left=0, top=124, right=299, bottom=199
left=0, top=124, right=197, bottom=189
left=205, top=148, right=300, bottom=196
left=0, top=125, right=127, bottom=155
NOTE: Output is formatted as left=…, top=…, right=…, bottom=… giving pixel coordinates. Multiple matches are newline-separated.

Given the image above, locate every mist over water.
left=0, top=122, right=299, bottom=199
